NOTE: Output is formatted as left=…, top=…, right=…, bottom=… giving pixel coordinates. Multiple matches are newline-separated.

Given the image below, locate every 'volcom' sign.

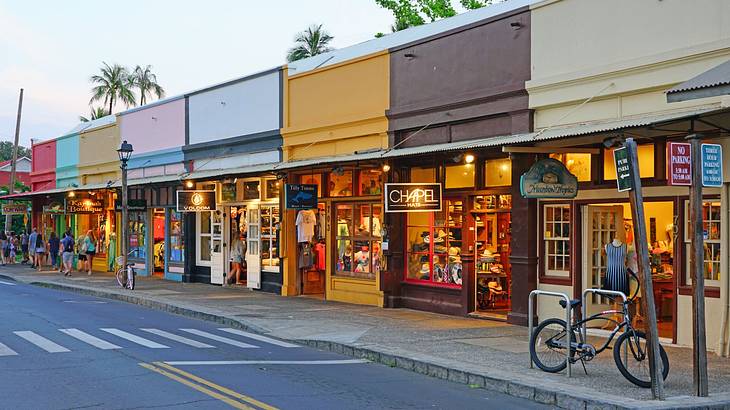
left=385, top=183, right=442, bottom=213
left=176, top=190, right=216, bottom=212
left=520, top=158, right=578, bottom=199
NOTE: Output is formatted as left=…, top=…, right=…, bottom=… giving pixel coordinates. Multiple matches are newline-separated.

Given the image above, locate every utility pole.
left=687, top=134, right=709, bottom=396
left=5, top=88, right=24, bottom=233
left=624, top=138, right=665, bottom=400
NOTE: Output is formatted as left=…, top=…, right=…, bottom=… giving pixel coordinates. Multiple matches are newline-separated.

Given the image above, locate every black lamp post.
left=117, top=140, right=133, bottom=281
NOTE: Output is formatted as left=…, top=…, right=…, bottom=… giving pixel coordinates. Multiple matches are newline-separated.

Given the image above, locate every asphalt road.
left=0, top=278, right=549, bottom=410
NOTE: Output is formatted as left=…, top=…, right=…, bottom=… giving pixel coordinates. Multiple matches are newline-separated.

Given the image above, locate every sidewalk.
left=2, top=264, right=729, bottom=409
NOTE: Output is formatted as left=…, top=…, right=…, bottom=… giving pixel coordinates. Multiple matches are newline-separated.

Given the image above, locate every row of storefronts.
left=16, top=0, right=730, bottom=352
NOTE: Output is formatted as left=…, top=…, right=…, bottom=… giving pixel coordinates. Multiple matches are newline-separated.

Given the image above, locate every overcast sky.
left=0, top=0, right=395, bottom=147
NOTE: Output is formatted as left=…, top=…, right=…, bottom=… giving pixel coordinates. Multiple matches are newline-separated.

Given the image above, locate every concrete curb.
left=26, top=279, right=730, bottom=410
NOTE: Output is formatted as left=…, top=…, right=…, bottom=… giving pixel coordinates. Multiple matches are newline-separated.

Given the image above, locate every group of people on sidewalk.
left=11, top=227, right=98, bottom=276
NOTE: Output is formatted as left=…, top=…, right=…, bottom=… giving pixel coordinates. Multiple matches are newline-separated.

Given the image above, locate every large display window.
left=335, top=202, right=383, bottom=280
left=128, top=211, right=147, bottom=261
left=169, top=209, right=184, bottom=264
left=405, top=199, right=463, bottom=287
left=261, top=204, right=280, bottom=272
left=685, top=200, right=721, bottom=286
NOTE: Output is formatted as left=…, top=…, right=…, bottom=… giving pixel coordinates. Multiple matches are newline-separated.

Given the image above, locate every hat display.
left=448, top=246, right=460, bottom=256
left=420, top=263, right=430, bottom=274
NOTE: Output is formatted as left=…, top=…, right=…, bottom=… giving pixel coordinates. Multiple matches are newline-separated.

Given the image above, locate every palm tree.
left=286, top=24, right=334, bottom=62
left=89, top=62, right=136, bottom=114
left=130, top=65, right=165, bottom=106
left=79, top=107, right=110, bottom=122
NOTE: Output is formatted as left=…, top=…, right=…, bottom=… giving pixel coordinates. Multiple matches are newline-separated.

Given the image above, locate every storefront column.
left=507, top=153, right=539, bottom=326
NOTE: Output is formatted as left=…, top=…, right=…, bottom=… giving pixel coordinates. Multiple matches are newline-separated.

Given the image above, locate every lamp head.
left=117, top=140, right=134, bottom=163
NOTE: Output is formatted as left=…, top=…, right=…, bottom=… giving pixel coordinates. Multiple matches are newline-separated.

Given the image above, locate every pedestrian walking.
left=76, top=233, right=86, bottom=273
left=48, top=232, right=60, bottom=271
left=0, top=231, right=7, bottom=265
left=225, top=233, right=246, bottom=286
left=20, top=231, right=29, bottom=264
left=83, top=230, right=96, bottom=275
left=34, top=231, right=46, bottom=272
left=61, top=231, right=74, bottom=276
left=28, top=228, right=38, bottom=268
left=8, top=232, right=17, bottom=264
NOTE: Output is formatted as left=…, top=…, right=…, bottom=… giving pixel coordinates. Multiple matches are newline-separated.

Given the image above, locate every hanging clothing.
left=314, top=242, right=326, bottom=271
left=298, top=243, right=314, bottom=269
left=603, top=242, right=629, bottom=295
left=296, top=209, right=317, bottom=243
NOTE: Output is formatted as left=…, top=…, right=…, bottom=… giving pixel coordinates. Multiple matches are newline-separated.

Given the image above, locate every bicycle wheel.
left=530, top=318, right=576, bottom=373
left=128, top=268, right=135, bottom=290
left=613, top=330, right=669, bottom=388
left=115, top=266, right=126, bottom=288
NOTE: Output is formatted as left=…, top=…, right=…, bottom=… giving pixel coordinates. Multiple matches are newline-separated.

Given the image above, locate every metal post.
left=5, top=88, right=23, bottom=232
left=625, top=138, right=665, bottom=400
left=687, top=134, right=709, bottom=396
left=121, top=161, right=128, bottom=282
left=582, top=288, right=628, bottom=342
left=528, top=290, right=572, bottom=377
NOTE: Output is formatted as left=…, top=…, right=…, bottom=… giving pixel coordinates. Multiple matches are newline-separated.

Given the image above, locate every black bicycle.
left=529, top=270, right=669, bottom=388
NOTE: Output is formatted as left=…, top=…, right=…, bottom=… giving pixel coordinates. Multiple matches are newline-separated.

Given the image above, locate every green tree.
left=286, top=24, right=334, bottom=62
left=79, top=106, right=110, bottom=122
left=89, top=62, right=136, bottom=114
left=0, top=141, right=31, bottom=162
left=130, top=65, right=165, bottom=106
left=375, top=0, right=499, bottom=32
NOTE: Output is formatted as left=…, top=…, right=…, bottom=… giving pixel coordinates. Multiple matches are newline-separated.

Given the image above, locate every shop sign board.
left=176, top=190, right=216, bottom=212
left=701, top=143, right=723, bottom=187
left=43, top=202, right=65, bottom=214
left=66, top=199, right=103, bottom=214
left=519, top=158, right=578, bottom=199
left=114, top=199, right=147, bottom=212
left=1, top=204, right=27, bottom=215
left=613, top=147, right=633, bottom=192
left=284, top=184, right=317, bottom=210
left=667, top=142, right=691, bottom=186
left=385, top=183, right=442, bottom=213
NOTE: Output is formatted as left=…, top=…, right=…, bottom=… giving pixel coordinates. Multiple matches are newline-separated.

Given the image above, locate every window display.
left=169, top=210, right=184, bottom=263
left=243, top=180, right=260, bottom=200
left=604, top=145, right=655, bottom=179
left=405, top=199, right=463, bottom=287
left=329, top=171, right=353, bottom=197
left=335, top=202, right=383, bottom=280
left=686, top=200, right=721, bottom=284
left=128, top=211, right=146, bottom=260
left=473, top=195, right=511, bottom=311
left=550, top=153, right=591, bottom=182
left=261, top=204, right=280, bottom=272
left=445, top=165, right=475, bottom=189
left=484, top=159, right=512, bottom=187
left=300, top=174, right=322, bottom=197
left=264, top=179, right=280, bottom=200
left=359, top=169, right=383, bottom=195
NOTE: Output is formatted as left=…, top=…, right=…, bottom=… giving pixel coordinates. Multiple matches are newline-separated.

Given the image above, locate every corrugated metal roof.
left=79, top=114, right=116, bottom=133
left=288, top=0, right=536, bottom=75
left=667, top=59, right=730, bottom=94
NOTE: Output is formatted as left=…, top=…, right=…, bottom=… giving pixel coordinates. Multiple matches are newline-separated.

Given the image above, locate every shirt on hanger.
left=296, top=209, right=316, bottom=243
left=314, top=242, right=326, bottom=271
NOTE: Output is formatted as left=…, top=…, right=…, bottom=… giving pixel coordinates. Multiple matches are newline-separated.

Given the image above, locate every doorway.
left=152, top=208, right=165, bottom=277
left=582, top=202, right=675, bottom=339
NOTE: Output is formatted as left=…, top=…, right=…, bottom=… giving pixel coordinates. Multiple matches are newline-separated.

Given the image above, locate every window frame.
left=684, top=199, right=722, bottom=288
left=334, top=201, right=383, bottom=281
left=542, top=203, right=571, bottom=278
left=167, top=208, right=185, bottom=265
left=196, top=211, right=212, bottom=267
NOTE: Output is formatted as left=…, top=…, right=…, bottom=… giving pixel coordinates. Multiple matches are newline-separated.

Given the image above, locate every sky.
left=0, top=0, right=395, bottom=147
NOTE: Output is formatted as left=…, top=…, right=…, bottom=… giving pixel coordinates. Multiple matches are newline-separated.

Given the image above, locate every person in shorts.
left=34, top=232, right=46, bottom=272
left=28, top=228, right=37, bottom=268
left=61, top=232, right=74, bottom=276
left=20, top=231, right=28, bottom=264
left=76, top=234, right=87, bottom=272
left=83, top=230, right=96, bottom=275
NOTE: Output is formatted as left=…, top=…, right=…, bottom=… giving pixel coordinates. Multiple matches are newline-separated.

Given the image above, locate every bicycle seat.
left=559, top=299, right=582, bottom=309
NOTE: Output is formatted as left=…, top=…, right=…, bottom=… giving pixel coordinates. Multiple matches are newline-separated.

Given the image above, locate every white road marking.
left=14, top=331, right=70, bottom=353
left=179, top=329, right=258, bottom=349
left=164, top=359, right=368, bottom=366
left=62, top=300, right=108, bottom=304
left=140, top=329, right=215, bottom=348
left=218, top=328, right=300, bottom=348
left=0, top=281, right=16, bottom=286
left=59, top=328, right=121, bottom=350
left=0, top=342, right=18, bottom=356
left=100, top=328, right=169, bottom=349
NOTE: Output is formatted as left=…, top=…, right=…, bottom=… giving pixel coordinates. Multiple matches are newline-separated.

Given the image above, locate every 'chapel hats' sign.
left=385, top=183, right=442, bottom=212
left=520, top=158, right=578, bottom=199
left=176, top=190, right=216, bottom=212
left=66, top=199, right=104, bottom=214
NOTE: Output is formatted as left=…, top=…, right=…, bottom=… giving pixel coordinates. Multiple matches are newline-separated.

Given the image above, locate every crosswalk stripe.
left=0, top=281, right=16, bottom=286
left=140, top=329, right=215, bottom=349
left=218, top=328, right=300, bottom=348
left=179, top=329, right=258, bottom=349
left=100, top=328, right=169, bottom=349
left=14, top=331, right=70, bottom=353
left=59, top=328, right=121, bottom=350
left=0, top=342, right=18, bottom=356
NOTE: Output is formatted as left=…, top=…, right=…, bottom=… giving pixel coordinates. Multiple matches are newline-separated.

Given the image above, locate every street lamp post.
left=117, top=140, right=133, bottom=283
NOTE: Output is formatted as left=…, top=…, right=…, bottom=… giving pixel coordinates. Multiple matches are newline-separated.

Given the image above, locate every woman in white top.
left=226, top=233, right=246, bottom=286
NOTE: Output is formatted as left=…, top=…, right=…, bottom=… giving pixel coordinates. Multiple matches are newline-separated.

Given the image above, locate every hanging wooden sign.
left=519, top=158, right=578, bottom=199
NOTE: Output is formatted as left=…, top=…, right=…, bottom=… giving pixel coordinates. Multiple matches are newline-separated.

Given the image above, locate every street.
left=0, top=279, right=546, bottom=410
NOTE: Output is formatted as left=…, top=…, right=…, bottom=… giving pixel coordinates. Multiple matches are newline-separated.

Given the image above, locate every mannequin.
left=603, top=238, right=629, bottom=295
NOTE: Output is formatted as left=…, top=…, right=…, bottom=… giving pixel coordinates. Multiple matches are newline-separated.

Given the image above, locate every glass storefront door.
left=473, top=195, right=512, bottom=317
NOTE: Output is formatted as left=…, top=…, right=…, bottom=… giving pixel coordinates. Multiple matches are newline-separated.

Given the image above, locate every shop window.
left=411, top=167, right=436, bottom=183
left=685, top=200, right=721, bottom=286
left=445, top=164, right=475, bottom=189
left=329, top=171, right=353, bottom=197
left=335, top=202, right=383, bottom=280
left=544, top=204, right=571, bottom=277
left=358, top=169, right=383, bottom=196
left=128, top=211, right=146, bottom=261
left=220, top=182, right=237, bottom=202
left=169, top=210, right=184, bottom=264
left=242, top=180, right=260, bottom=200
left=264, top=179, right=280, bottom=200
left=550, top=153, right=591, bottom=182
left=196, top=212, right=212, bottom=265
left=300, top=174, right=323, bottom=198
left=261, top=204, right=280, bottom=272
left=405, top=199, right=463, bottom=287
left=484, top=158, right=512, bottom=187
left=604, top=145, right=654, bottom=180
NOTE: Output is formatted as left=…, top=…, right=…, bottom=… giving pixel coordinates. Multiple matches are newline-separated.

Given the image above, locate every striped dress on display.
left=604, top=242, right=629, bottom=296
